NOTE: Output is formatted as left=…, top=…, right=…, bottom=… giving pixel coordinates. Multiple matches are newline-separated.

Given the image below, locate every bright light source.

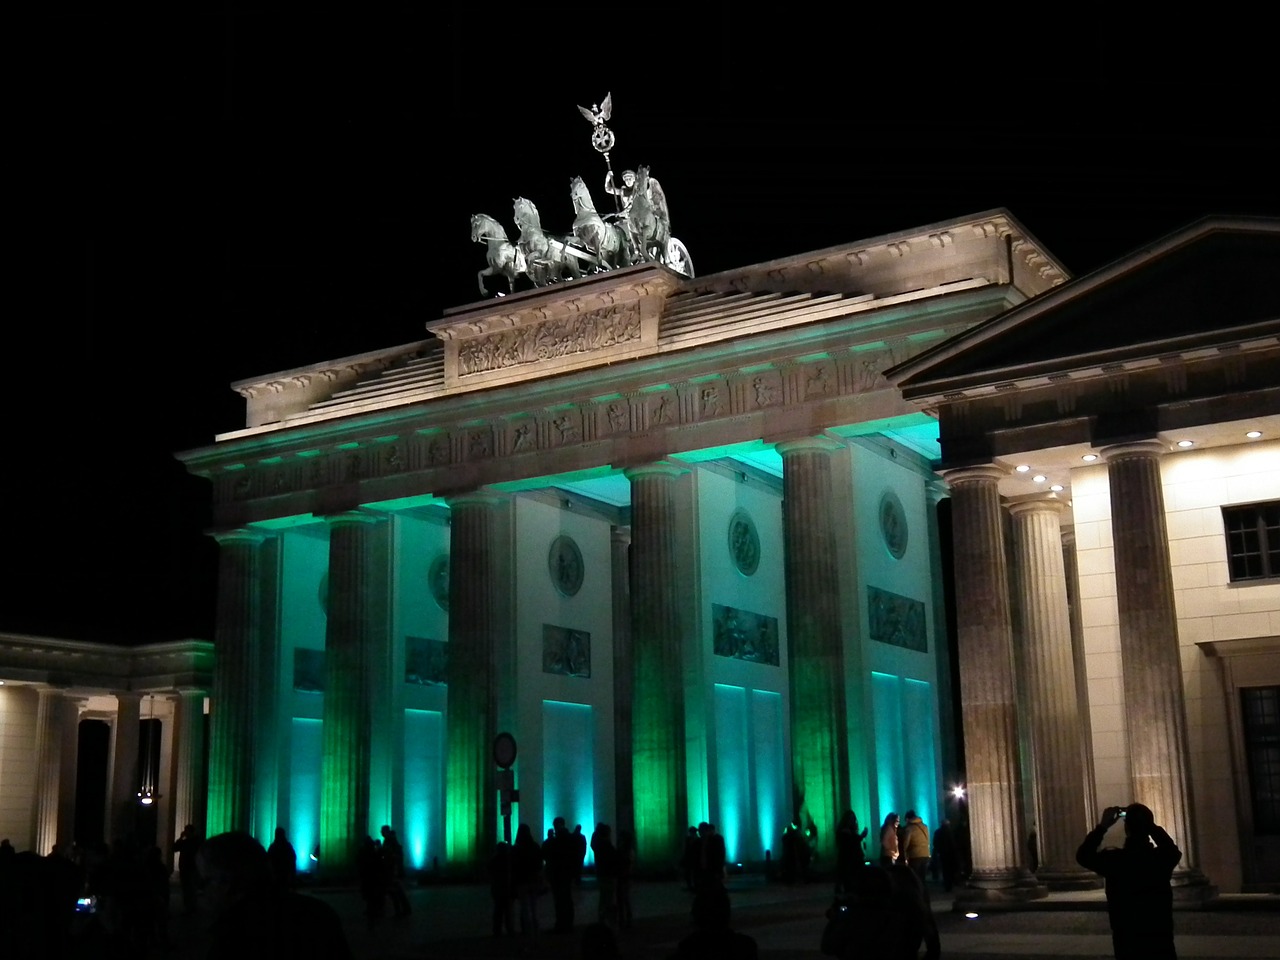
left=1246, top=430, right=1262, bottom=439
left=1176, top=440, right=1194, bottom=448
left=1015, top=465, right=1030, bottom=473
left=965, top=912, right=980, bottom=919
left=1081, top=454, right=1098, bottom=462
left=952, top=785, right=966, bottom=799
left=1032, top=474, right=1046, bottom=483
left=1050, top=484, right=1064, bottom=492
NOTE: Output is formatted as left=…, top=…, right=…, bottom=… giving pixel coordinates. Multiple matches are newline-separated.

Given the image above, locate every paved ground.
left=154, top=874, right=1280, bottom=959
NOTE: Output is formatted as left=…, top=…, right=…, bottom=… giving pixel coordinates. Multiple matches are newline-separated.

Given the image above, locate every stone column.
left=33, top=688, right=67, bottom=855
left=625, top=462, right=689, bottom=868
left=57, top=698, right=82, bottom=849
left=207, top=529, right=267, bottom=835
left=320, top=511, right=389, bottom=876
left=925, top=483, right=960, bottom=794
left=1061, top=529, right=1098, bottom=826
left=172, top=690, right=208, bottom=841
left=108, top=691, right=142, bottom=844
left=778, top=437, right=850, bottom=864
left=1102, top=442, right=1204, bottom=884
left=944, top=466, right=1043, bottom=900
left=611, top=525, right=634, bottom=839
left=445, top=492, right=511, bottom=872
left=1008, top=496, right=1096, bottom=887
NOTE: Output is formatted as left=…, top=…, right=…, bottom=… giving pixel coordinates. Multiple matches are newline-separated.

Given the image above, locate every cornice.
left=0, top=634, right=214, bottom=694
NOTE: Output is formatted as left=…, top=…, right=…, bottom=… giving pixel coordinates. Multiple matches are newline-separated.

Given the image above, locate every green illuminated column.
left=207, top=530, right=266, bottom=836
left=445, top=492, right=512, bottom=873
left=611, top=526, right=635, bottom=838
left=944, top=466, right=1042, bottom=901
left=625, top=463, right=689, bottom=869
left=319, top=511, right=389, bottom=876
left=1102, top=442, right=1205, bottom=887
left=778, top=438, right=849, bottom=864
left=1008, top=495, right=1095, bottom=887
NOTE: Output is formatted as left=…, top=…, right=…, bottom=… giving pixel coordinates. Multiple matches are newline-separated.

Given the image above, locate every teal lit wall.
left=752, top=689, right=784, bottom=859
left=872, top=671, right=938, bottom=831
left=290, top=717, right=322, bottom=872
left=542, top=700, right=595, bottom=863
left=714, top=684, right=749, bottom=861
left=403, top=708, right=443, bottom=870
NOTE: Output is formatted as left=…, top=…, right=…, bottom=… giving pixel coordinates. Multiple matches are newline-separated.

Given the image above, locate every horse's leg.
left=478, top=267, right=492, bottom=297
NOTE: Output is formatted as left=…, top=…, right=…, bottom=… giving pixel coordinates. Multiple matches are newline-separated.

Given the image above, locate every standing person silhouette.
left=1076, top=804, right=1182, bottom=960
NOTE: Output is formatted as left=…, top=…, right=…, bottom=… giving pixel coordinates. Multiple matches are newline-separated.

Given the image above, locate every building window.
left=1222, top=502, right=1280, bottom=582
left=1241, top=686, right=1280, bottom=835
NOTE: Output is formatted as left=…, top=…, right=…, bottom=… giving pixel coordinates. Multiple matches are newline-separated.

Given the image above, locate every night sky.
left=10, top=9, right=1275, bottom=645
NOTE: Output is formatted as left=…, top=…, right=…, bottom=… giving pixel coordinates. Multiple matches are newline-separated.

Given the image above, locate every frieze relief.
left=217, top=338, right=930, bottom=505
left=456, top=302, right=642, bottom=377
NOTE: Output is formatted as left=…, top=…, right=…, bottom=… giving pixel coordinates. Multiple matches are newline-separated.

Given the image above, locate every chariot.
left=471, top=94, right=694, bottom=298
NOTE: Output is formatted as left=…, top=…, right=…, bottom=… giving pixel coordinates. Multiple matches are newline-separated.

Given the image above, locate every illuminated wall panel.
left=403, top=708, right=443, bottom=871
left=542, top=700, right=594, bottom=862
left=289, top=717, right=322, bottom=873
left=714, top=684, right=749, bottom=862
left=872, top=671, right=902, bottom=821
left=752, top=689, right=785, bottom=860
left=903, top=678, right=937, bottom=831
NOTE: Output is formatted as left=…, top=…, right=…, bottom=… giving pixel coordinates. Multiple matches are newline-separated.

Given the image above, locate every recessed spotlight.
left=1050, top=484, right=1064, bottom=492
left=1081, top=454, right=1098, bottom=462
left=965, top=912, right=980, bottom=919
left=1033, top=474, right=1046, bottom=483
left=1015, top=465, right=1030, bottom=473
left=1246, top=430, right=1262, bottom=439
left=1176, top=440, right=1194, bottom=448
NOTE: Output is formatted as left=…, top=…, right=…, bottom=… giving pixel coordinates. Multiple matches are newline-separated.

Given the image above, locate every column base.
left=953, top=869, right=1047, bottom=909
left=1037, top=869, right=1103, bottom=891
left=1171, top=868, right=1217, bottom=906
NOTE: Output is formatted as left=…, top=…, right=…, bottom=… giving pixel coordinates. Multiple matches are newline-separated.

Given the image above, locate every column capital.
left=321, top=508, right=388, bottom=528
left=775, top=435, right=844, bottom=457
left=942, top=464, right=1005, bottom=486
left=445, top=489, right=510, bottom=510
left=1101, top=439, right=1166, bottom=463
left=622, top=460, right=688, bottom=482
left=1005, top=493, right=1068, bottom=518
left=212, top=528, right=268, bottom=546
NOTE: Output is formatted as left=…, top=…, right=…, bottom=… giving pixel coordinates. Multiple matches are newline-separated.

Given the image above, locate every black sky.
left=10, top=8, right=1277, bottom=645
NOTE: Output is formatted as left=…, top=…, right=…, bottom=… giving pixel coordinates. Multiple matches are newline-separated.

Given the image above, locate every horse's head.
left=471, top=213, right=504, bottom=242
left=569, top=176, right=593, bottom=212
left=634, top=165, right=649, bottom=189
left=512, top=197, right=540, bottom=230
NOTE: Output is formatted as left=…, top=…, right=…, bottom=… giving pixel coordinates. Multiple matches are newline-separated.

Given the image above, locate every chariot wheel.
left=665, top=237, right=694, bottom=278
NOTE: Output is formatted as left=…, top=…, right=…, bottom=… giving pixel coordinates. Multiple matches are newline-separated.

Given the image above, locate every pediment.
left=890, top=217, right=1280, bottom=402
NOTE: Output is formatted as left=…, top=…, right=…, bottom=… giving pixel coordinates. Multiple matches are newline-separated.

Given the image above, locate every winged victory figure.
left=577, top=92, right=613, bottom=127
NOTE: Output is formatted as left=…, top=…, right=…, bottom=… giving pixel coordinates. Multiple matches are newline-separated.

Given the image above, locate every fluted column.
left=625, top=463, right=689, bottom=868
left=207, top=529, right=267, bottom=835
left=172, top=690, right=208, bottom=841
left=57, top=698, right=82, bottom=848
left=944, top=466, right=1042, bottom=900
left=445, top=492, right=511, bottom=872
left=1008, top=496, right=1096, bottom=887
left=108, top=692, right=142, bottom=844
left=611, top=525, right=634, bottom=839
left=1103, top=442, right=1204, bottom=884
left=1061, top=530, right=1098, bottom=826
left=320, top=511, right=389, bottom=876
left=778, top=437, right=850, bottom=864
left=33, top=688, right=67, bottom=855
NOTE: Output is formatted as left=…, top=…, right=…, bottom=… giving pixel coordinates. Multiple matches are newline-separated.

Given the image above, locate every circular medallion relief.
left=728, top=508, right=760, bottom=576
left=428, top=554, right=450, bottom=611
left=548, top=535, right=584, bottom=597
left=879, top=490, right=909, bottom=560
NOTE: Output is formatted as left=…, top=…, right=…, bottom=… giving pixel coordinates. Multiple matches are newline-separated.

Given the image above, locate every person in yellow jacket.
left=899, top=810, right=932, bottom=892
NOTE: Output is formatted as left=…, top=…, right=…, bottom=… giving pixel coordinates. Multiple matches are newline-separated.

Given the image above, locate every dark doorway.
left=74, top=719, right=110, bottom=845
